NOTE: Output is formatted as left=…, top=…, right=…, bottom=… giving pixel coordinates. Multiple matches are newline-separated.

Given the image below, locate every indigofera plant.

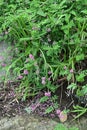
left=0, top=0, right=87, bottom=118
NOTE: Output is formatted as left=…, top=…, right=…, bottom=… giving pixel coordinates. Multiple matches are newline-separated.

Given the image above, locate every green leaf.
left=39, top=96, right=49, bottom=103
left=82, top=85, right=87, bottom=94
left=19, top=37, right=30, bottom=42
left=76, top=73, right=85, bottom=82
left=37, top=9, right=46, bottom=17
left=67, top=83, right=77, bottom=90
left=76, top=54, right=84, bottom=61
left=54, top=123, right=78, bottom=130
left=69, top=127, right=79, bottom=130
left=67, top=73, right=72, bottom=81
left=54, top=123, right=67, bottom=130
left=81, top=10, right=87, bottom=14
left=45, top=106, right=54, bottom=114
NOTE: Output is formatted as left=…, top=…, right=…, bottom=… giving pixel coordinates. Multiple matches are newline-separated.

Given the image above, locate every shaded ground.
left=0, top=81, right=87, bottom=118
left=0, top=82, right=30, bottom=117
left=0, top=81, right=72, bottom=118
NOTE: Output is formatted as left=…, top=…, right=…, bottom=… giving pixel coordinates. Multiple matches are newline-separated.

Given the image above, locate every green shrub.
left=0, top=0, right=87, bottom=116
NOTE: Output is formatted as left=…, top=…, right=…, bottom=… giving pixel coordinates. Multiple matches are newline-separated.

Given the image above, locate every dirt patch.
left=0, top=82, right=30, bottom=117
left=0, top=81, right=87, bottom=118
left=0, top=81, right=72, bottom=118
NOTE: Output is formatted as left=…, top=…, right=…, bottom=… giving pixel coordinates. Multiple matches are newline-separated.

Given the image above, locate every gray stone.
left=0, top=114, right=57, bottom=130
left=0, top=114, right=87, bottom=130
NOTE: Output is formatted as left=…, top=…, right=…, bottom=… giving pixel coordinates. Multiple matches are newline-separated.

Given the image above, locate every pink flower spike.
left=41, top=77, right=46, bottom=84
left=42, top=77, right=46, bottom=81
left=31, top=105, right=36, bottom=111
left=44, top=91, right=51, bottom=97
left=48, top=71, right=52, bottom=74
left=1, top=63, right=6, bottom=67
left=48, top=78, right=51, bottom=81
left=18, top=75, right=23, bottom=79
left=56, top=109, right=61, bottom=115
left=0, top=56, right=3, bottom=60
left=70, top=69, right=74, bottom=73
left=29, top=54, right=34, bottom=60
left=58, top=114, right=64, bottom=118
left=24, top=70, right=29, bottom=75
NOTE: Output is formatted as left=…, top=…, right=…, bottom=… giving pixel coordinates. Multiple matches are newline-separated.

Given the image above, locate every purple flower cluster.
left=70, top=68, right=74, bottom=73
left=1, top=63, right=6, bottom=67
left=48, top=71, right=52, bottom=75
left=64, top=66, right=74, bottom=73
left=44, top=91, right=51, bottom=97
left=24, top=69, right=29, bottom=75
left=29, top=54, right=34, bottom=60
left=56, top=109, right=61, bottom=115
left=17, top=54, right=35, bottom=80
left=25, top=54, right=34, bottom=62
left=18, top=75, right=23, bottom=79
left=41, top=77, right=46, bottom=85
left=0, top=56, right=3, bottom=60
left=17, top=70, right=28, bottom=80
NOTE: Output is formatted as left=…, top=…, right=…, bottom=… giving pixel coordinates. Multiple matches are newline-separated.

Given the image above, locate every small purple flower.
left=58, top=114, right=64, bottom=118
left=70, top=69, right=74, bottom=73
left=48, top=71, right=52, bottom=74
left=24, top=70, right=29, bottom=75
left=7, top=80, right=11, bottom=83
left=0, top=56, right=3, bottom=60
left=44, top=91, right=51, bottom=97
left=29, top=54, right=34, bottom=60
left=18, top=75, right=23, bottom=79
left=31, top=103, right=40, bottom=111
left=48, top=78, right=51, bottom=81
left=50, top=114, right=55, bottom=118
left=1, top=63, right=6, bottom=67
left=41, top=77, right=46, bottom=85
left=31, top=105, right=36, bottom=111
left=42, top=77, right=46, bottom=80
left=10, top=91, right=15, bottom=97
left=56, top=109, right=61, bottom=115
